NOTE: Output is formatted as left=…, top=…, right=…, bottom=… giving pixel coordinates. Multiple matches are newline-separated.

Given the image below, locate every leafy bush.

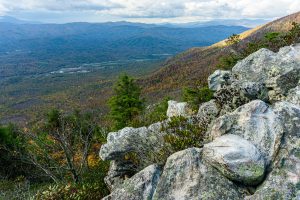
left=216, top=54, right=241, bottom=70
left=163, top=116, right=205, bottom=151
left=0, top=125, right=34, bottom=179
left=34, top=182, right=107, bottom=200
left=130, top=97, right=171, bottom=127
left=33, top=161, right=110, bottom=200
left=182, top=87, right=214, bottom=110
left=149, top=116, right=206, bottom=165
left=0, top=178, right=32, bottom=200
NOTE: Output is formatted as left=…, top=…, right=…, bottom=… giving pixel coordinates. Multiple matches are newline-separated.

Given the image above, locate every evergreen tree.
left=108, top=74, right=144, bottom=130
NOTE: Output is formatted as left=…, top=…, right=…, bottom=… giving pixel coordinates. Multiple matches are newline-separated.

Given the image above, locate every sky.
left=0, top=0, right=299, bottom=24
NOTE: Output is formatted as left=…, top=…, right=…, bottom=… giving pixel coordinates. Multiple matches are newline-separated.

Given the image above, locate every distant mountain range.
left=160, top=19, right=270, bottom=28
left=0, top=16, right=41, bottom=24
left=0, top=20, right=248, bottom=77
left=0, top=15, right=268, bottom=28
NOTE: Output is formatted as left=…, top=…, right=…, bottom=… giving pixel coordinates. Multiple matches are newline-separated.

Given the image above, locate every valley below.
left=0, top=22, right=247, bottom=125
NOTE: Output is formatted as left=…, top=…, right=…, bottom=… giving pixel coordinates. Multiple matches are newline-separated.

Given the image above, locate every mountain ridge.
left=140, top=11, right=300, bottom=101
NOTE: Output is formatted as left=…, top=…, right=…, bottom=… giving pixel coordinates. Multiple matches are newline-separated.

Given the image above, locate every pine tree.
left=108, top=74, right=144, bottom=130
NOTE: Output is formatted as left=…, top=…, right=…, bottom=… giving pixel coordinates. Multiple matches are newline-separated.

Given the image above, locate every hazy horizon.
left=0, top=0, right=298, bottom=25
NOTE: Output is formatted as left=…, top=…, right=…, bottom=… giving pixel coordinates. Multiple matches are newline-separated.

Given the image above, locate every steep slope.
left=141, top=11, right=300, bottom=101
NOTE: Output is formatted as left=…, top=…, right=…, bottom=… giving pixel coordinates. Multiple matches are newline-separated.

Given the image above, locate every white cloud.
left=0, top=0, right=298, bottom=23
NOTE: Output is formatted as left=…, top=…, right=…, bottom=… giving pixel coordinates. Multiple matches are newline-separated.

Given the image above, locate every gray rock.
left=208, top=70, right=232, bottom=91
left=232, top=44, right=300, bottom=103
left=213, top=85, right=251, bottom=115
left=197, top=99, right=220, bottom=130
left=246, top=102, right=300, bottom=200
left=104, top=160, right=137, bottom=191
left=103, top=164, right=162, bottom=200
left=232, top=44, right=300, bottom=84
left=197, top=99, right=219, bottom=119
left=209, top=100, right=284, bottom=165
left=274, top=101, right=300, bottom=138
left=286, top=85, right=300, bottom=106
left=166, top=100, right=193, bottom=118
left=232, top=48, right=275, bottom=83
left=203, top=134, right=266, bottom=185
left=152, top=148, right=245, bottom=200
left=266, top=66, right=300, bottom=102
left=99, top=124, right=165, bottom=162
left=232, top=81, right=269, bottom=101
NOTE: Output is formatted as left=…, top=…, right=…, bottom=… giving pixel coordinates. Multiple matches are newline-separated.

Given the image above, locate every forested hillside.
left=0, top=22, right=247, bottom=124
left=140, top=11, right=300, bottom=101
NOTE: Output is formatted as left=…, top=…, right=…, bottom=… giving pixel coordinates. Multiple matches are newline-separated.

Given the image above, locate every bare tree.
left=24, top=110, right=102, bottom=183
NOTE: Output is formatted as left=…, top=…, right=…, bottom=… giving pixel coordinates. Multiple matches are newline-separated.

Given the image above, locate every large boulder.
left=103, top=164, right=162, bottom=200
left=99, top=122, right=165, bottom=162
left=232, top=45, right=300, bottom=84
left=152, top=148, right=245, bottom=200
left=203, top=134, right=266, bottom=185
left=208, top=70, right=232, bottom=91
left=246, top=102, right=300, bottom=200
left=166, top=100, right=193, bottom=118
left=208, top=100, right=284, bottom=165
left=232, top=44, right=300, bottom=103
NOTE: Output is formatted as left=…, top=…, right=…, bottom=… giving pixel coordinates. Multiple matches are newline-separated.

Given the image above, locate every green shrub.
left=149, top=116, right=206, bottom=165
left=0, top=124, right=34, bottom=179
left=182, top=87, right=214, bottom=110
left=163, top=116, right=205, bottom=151
left=34, top=183, right=107, bottom=200
left=33, top=161, right=110, bottom=200
left=216, top=54, right=241, bottom=70
left=108, top=74, right=145, bottom=130
left=130, top=97, right=171, bottom=127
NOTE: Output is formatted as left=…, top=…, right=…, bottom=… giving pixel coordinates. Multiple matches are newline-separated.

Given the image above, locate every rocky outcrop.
left=100, top=123, right=164, bottom=162
left=232, top=45, right=300, bottom=84
left=203, top=134, right=266, bottom=185
left=247, top=102, right=300, bottom=199
left=208, top=100, right=284, bottom=165
left=99, top=122, right=165, bottom=190
left=153, top=148, right=245, bottom=200
left=100, top=44, right=300, bottom=200
left=232, top=44, right=300, bottom=103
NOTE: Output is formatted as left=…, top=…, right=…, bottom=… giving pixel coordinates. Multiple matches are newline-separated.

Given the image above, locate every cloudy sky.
left=0, top=0, right=299, bottom=24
